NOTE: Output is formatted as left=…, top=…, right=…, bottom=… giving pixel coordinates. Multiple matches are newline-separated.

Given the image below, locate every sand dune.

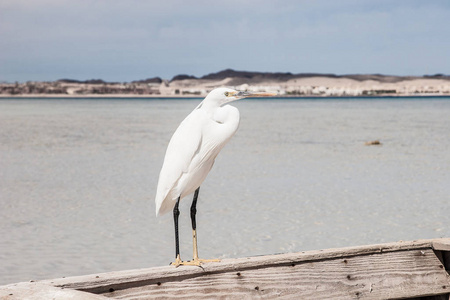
left=1, top=69, right=449, bottom=97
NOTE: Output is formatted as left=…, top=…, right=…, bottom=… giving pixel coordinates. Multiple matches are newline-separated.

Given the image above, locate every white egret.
left=155, top=87, right=276, bottom=266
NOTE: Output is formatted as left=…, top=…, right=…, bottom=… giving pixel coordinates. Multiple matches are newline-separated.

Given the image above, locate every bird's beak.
left=234, top=91, right=277, bottom=98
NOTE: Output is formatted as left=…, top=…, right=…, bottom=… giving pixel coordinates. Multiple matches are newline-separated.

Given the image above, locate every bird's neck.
left=198, top=101, right=220, bottom=115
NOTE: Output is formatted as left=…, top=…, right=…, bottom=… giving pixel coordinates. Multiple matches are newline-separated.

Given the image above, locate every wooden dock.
left=2, top=238, right=450, bottom=299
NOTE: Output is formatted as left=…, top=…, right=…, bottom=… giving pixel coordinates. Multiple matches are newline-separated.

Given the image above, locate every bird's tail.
left=155, top=193, right=176, bottom=217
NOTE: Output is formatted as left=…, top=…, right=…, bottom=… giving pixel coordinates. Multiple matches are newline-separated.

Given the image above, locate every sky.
left=1, top=0, right=449, bottom=82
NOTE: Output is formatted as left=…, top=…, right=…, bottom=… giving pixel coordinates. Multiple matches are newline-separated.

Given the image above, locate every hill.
left=1, top=69, right=449, bottom=97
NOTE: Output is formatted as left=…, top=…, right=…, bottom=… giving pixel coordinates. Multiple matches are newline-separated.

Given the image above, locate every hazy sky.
left=1, top=0, right=449, bottom=82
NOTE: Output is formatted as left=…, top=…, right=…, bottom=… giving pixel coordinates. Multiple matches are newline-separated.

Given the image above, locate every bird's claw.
left=170, top=254, right=183, bottom=267
left=195, top=258, right=221, bottom=264
left=170, top=257, right=221, bottom=267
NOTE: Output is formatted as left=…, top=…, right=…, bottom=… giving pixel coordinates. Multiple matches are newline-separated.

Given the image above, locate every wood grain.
left=0, top=282, right=106, bottom=300
left=45, top=239, right=438, bottom=293
left=100, top=249, right=450, bottom=299
left=2, top=238, right=450, bottom=299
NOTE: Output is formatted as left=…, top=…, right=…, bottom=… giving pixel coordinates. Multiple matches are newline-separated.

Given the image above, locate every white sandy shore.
left=168, top=77, right=450, bottom=96
left=1, top=77, right=450, bottom=97
left=0, top=94, right=201, bottom=98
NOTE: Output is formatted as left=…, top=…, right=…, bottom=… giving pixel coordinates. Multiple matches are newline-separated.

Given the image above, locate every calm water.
left=1, top=97, right=449, bottom=285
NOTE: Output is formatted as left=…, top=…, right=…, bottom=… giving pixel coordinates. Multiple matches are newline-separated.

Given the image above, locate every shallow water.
left=0, top=97, right=449, bottom=285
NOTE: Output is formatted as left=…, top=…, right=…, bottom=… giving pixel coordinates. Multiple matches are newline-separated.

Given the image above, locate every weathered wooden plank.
left=433, top=239, right=450, bottom=252
left=45, top=239, right=436, bottom=294
left=0, top=282, right=107, bottom=300
left=99, top=249, right=449, bottom=300
left=2, top=239, right=450, bottom=299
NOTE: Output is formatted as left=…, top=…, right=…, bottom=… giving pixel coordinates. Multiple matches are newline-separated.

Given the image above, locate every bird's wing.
left=155, top=110, right=204, bottom=215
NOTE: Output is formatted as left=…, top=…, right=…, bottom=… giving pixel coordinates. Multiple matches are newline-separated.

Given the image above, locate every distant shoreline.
left=1, top=94, right=449, bottom=99
left=0, top=94, right=201, bottom=99
left=1, top=69, right=450, bottom=98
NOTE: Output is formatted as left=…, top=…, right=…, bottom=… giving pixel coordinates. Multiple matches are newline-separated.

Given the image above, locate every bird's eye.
left=224, top=92, right=229, bottom=97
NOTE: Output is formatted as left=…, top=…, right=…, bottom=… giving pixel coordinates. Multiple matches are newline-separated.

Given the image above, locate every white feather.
left=155, top=88, right=240, bottom=216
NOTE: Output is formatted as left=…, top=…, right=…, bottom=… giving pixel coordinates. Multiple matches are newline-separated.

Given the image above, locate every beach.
left=1, top=97, right=449, bottom=285
left=2, top=70, right=450, bottom=98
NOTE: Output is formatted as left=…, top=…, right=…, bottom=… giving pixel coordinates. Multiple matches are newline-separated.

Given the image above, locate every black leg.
left=173, top=196, right=181, bottom=259
left=190, top=187, right=200, bottom=231
left=191, top=187, right=200, bottom=261
left=189, top=187, right=220, bottom=264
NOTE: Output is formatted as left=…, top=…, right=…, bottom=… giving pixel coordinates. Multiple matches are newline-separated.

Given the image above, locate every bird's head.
left=203, top=88, right=277, bottom=107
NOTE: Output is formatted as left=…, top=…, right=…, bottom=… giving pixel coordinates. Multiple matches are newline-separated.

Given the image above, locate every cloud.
left=1, top=0, right=449, bottom=81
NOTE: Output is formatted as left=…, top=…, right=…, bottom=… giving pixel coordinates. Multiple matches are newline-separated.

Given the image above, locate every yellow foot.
left=170, top=257, right=221, bottom=267
left=184, top=258, right=221, bottom=266
left=170, top=255, right=183, bottom=267
left=196, top=258, right=221, bottom=264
